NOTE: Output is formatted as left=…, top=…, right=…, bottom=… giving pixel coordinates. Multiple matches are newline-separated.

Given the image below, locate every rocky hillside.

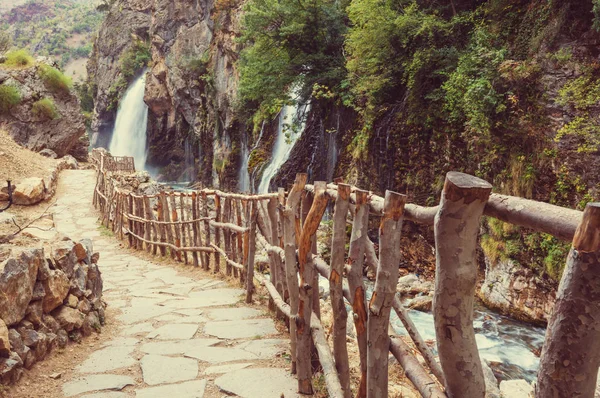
left=0, top=55, right=87, bottom=160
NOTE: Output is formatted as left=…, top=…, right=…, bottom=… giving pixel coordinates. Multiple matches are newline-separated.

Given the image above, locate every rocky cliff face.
left=0, top=59, right=87, bottom=160
left=87, top=0, right=152, bottom=148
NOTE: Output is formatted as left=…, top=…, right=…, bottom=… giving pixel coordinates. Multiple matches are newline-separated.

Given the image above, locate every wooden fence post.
left=170, top=193, right=182, bottom=261
left=283, top=175, right=307, bottom=375
left=160, top=192, right=175, bottom=259
left=127, top=193, right=134, bottom=248
left=143, top=196, right=154, bottom=254
left=536, top=202, right=600, bottom=397
left=329, top=183, right=352, bottom=398
left=297, top=181, right=329, bottom=395
left=433, top=171, right=492, bottom=398
left=202, top=192, right=211, bottom=270
left=213, top=194, right=221, bottom=272
left=180, top=194, right=188, bottom=264
left=191, top=192, right=200, bottom=266
left=223, top=197, right=232, bottom=276
left=348, top=189, right=370, bottom=398
left=366, top=190, right=406, bottom=398
left=246, top=201, right=258, bottom=303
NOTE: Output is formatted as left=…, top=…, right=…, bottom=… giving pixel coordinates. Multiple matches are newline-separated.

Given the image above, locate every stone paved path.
left=51, top=170, right=299, bottom=398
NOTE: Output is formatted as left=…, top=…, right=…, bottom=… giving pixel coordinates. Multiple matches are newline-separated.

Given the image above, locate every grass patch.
left=0, top=84, right=21, bottom=113
left=32, top=98, right=59, bottom=120
left=38, top=64, right=72, bottom=94
left=98, top=225, right=114, bottom=237
left=2, top=49, right=34, bottom=68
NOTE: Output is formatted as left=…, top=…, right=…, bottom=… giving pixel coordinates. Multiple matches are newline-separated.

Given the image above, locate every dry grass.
left=0, top=129, right=56, bottom=182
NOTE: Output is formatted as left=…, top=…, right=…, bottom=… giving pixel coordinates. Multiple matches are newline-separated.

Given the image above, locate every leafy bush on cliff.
left=120, top=40, right=151, bottom=81
left=38, top=64, right=72, bottom=94
left=0, top=84, right=21, bottom=113
left=32, top=97, right=59, bottom=120
left=0, top=32, right=11, bottom=54
left=3, top=49, right=34, bottom=67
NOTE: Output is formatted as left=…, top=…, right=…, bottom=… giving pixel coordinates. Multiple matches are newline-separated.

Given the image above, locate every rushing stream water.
left=108, top=72, right=149, bottom=171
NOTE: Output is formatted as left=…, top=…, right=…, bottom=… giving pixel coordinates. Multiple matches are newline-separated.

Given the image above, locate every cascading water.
left=238, top=132, right=251, bottom=192
left=257, top=94, right=309, bottom=194
left=109, top=72, right=149, bottom=171
left=181, top=136, right=195, bottom=183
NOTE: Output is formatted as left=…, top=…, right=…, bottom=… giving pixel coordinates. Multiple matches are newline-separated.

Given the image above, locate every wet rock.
left=499, top=379, right=533, bottom=398
left=407, top=295, right=433, bottom=312
left=0, top=320, right=9, bottom=357
left=0, top=249, right=41, bottom=326
left=11, top=178, right=46, bottom=205
left=42, top=269, right=70, bottom=313
left=482, top=359, right=501, bottom=398
left=52, top=307, right=85, bottom=332
left=39, top=149, right=58, bottom=159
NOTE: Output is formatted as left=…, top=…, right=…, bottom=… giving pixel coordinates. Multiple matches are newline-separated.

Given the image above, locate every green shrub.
left=0, top=84, right=21, bottom=113
left=120, top=40, right=151, bottom=81
left=38, top=64, right=72, bottom=94
left=32, top=98, right=59, bottom=120
left=3, top=49, right=34, bottom=67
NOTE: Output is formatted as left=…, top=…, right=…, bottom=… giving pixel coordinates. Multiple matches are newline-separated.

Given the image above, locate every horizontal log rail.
left=209, top=220, right=249, bottom=234
left=124, top=228, right=216, bottom=253
left=210, top=243, right=245, bottom=270
left=124, top=212, right=212, bottom=225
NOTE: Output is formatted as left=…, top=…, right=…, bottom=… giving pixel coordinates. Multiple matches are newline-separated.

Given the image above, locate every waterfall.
left=257, top=96, right=309, bottom=194
left=108, top=72, right=149, bottom=171
left=238, top=132, right=251, bottom=192
left=182, top=136, right=195, bottom=183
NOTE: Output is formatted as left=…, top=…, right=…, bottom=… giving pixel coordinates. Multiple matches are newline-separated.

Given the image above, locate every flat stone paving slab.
left=164, top=288, right=244, bottom=308
left=184, top=346, right=258, bottom=363
left=140, top=339, right=220, bottom=355
left=147, top=323, right=199, bottom=340
left=80, top=393, right=128, bottom=398
left=206, top=307, right=262, bottom=321
left=215, top=368, right=300, bottom=398
left=63, top=374, right=135, bottom=397
left=76, top=345, right=136, bottom=373
left=204, top=319, right=278, bottom=339
left=204, top=362, right=253, bottom=375
left=136, top=379, right=207, bottom=398
left=141, top=355, right=199, bottom=385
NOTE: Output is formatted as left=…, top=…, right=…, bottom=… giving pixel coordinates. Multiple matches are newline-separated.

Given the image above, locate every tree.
left=0, top=31, right=11, bottom=54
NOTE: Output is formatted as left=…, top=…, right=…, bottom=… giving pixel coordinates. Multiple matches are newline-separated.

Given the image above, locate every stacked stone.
left=0, top=238, right=105, bottom=384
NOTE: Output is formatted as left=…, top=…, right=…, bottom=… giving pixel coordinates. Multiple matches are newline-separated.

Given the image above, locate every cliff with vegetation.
left=87, top=0, right=600, bottom=322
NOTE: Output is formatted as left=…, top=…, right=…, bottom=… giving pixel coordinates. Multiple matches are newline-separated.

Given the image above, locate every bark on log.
left=536, top=202, right=600, bottom=398
left=389, top=335, right=447, bottom=398
left=128, top=194, right=134, bottom=249
left=179, top=195, right=188, bottom=264
left=433, top=172, right=492, bottom=398
left=160, top=192, right=175, bottom=259
left=392, top=295, right=445, bottom=385
left=367, top=190, right=406, bottom=398
left=246, top=201, right=258, bottom=304
left=297, top=181, right=329, bottom=395
left=348, top=189, right=370, bottom=398
left=213, top=194, right=221, bottom=271
left=202, top=192, right=211, bottom=270
left=170, top=193, right=182, bottom=262
left=329, top=183, right=352, bottom=398
left=223, top=197, right=232, bottom=276
left=191, top=192, right=200, bottom=266
left=283, top=175, right=306, bottom=376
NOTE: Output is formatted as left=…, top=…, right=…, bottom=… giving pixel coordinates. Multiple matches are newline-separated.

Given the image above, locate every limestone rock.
left=20, top=329, right=40, bottom=348
left=79, top=239, right=93, bottom=264
left=77, top=298, right=91, bottom=314
left=59, top=155, right=79, bottom=170
left=86, top=263, right=103, bottom=299
left=0, top=352, right=23, bottom=384
left=8, top=329, right=25, bottom=361
left=56, top=329, right=68, bottom=348
left=25, top=300, right=43, bottom=326
left=0, top=249, right=42, bottom=326
left=71, top=263, right=88, bottom=297
left=73, top=243, right=88, bottom=262
left=52, top=240, right=76, bottom=278
left=42, top=269, right=70, bottom=313
left=52, top=307, right=85, bottom=332
left=407, top=295, right=433, bottom=312
left=91, top=252, right=100, bottom=264
left=39, top=149, right=58, bottom=159
left=0, top=319, right=9, bottom=358
left=67, top=294, right=79, bottom=308
left=11, top=178, right=46, bottom=205
left=81, top=312, right=100, bottom=337
left=32, top=281, right=46, bottom=300
left=34, top=332, right=49, bottom=361
left=42, top=314, right=61, bottom=333
left=499, top=380, right=533, bottom=398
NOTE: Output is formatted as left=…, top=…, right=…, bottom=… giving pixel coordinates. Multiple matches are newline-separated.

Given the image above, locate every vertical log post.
left=127, top=194, right=134, bottom=248
left=536, top=203, right=600, bottom=397
left=213, top=194, right=221, bottom=272
left=157, top=193, right=167, bottom=256
left=366, top=190, right=406, bottom=398
left=277, top=189, right=288, bottom=301
left=297, top=181, right=329, bottom=395
left=235, top=199, right=244, bottom=279
left=223, top=197, right=232, bottom=276
left=180, top=194, right=188, bottom=264
left=282, top=175, right=307, bottom=376
left=202, top=192, right=211, bottom=270
left=246, top=201, right=258, bottom=303
left=161, top=192, right=175, bottom=259
left=433, top=171, right=492, bottom=398
left=135, top=197, right=144, bottom=250
left=143, top=196, right=154, bottom=254
left=191, top=192, right=200, bottom=267
left=329, top=183, right=352, bottom=398
left=348, top=188, right=370, bottom=398
left=170, top=193, right=182, bottom=261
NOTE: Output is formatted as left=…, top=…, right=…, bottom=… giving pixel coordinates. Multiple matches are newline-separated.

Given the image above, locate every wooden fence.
left=92, top=149, right=600, bottom=398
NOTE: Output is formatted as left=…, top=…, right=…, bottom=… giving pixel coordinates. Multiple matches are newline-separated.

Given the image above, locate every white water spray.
left=257, top=94, right=309, bottom=194
left=109, top=72, right=149, bottom=171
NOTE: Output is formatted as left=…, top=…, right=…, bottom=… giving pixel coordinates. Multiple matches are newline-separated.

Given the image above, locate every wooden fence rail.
left=91, top=148, right=599, bottom=398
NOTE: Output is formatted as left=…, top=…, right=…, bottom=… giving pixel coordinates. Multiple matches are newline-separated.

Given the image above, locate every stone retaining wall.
left=0, top=237, right=105, bottom=384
